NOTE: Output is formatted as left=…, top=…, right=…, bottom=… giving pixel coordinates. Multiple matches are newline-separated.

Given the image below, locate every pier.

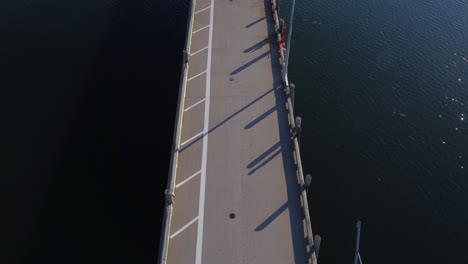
left=159, top=0, right=317, bottom=263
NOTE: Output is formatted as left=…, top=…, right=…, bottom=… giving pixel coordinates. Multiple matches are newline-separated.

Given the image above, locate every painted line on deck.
left=180, top=131, right=204, bottom=146
left=184, top=98, right=206, bottom=112
left=191, top=46, right=208, bottom=56
left=192, top=25, right=210, bottom=34
left=195, top=6, right=211, bottom=14
left=195, top=0, right=214, bottom=262
left=187, top=70, right=207, bottom=81
left=170, top=216, right=199, bottom=239
left=176, top=170, right=202, bottom=188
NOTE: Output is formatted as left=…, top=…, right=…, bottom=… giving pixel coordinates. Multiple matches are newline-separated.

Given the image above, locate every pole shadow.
left=248, top=148, right=282, bottom=175
left=178, top=88, right=274, bottom=153
left=243, top=38, right=269, bottom=53
left=255, top=202, right=288, bottom=231
left=230, top=51, right=269, bottom=75
left=245, top=16, right=266, bottom=28
left=244, top=106, right=276, bottom=129
left=246, top=142, right=281, bottom=168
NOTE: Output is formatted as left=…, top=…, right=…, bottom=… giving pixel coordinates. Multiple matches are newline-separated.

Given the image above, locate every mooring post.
left=294, top=116, right=302, bottom=142
left=183, top=49, right=189, bottom=64
left=304, top=173, right=312, bottom=191
left=165, top=189, right=175, bottom=205
left=314, top=234, right=321, bottom=260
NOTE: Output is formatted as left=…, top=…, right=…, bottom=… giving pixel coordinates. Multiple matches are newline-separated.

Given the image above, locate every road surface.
left=164, top=0, right=310, bottom=263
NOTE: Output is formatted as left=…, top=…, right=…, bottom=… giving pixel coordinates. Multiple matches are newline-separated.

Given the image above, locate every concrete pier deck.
left=159, top=0, right=314, bottom=263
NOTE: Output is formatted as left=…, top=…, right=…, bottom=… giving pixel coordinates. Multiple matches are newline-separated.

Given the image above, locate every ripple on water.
left=294, top=0, right=468, bottom=261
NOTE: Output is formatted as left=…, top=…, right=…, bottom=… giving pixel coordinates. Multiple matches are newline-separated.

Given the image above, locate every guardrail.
left=270, top=0, right=318, bottom=263
left=158, top=0, right=197, bottom=263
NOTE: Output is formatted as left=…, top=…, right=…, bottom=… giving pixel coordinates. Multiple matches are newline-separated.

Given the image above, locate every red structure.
left=280, top=26, right=287, bottom=50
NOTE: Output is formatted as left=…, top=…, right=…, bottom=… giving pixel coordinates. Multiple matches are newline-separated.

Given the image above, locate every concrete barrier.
left=270, top=0, right=318, bottom=263
left=158, top=0, right=197, bottom=263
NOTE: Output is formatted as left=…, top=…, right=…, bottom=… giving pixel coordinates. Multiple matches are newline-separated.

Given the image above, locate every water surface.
left=280, top=0, right=468, bottom=263
left=1, top=1, right=188, bottom=263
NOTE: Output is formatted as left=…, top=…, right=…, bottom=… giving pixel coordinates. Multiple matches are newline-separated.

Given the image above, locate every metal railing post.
left=354, top=221, right=362, bottom=264
left=284, top=0, right=296, bottom=78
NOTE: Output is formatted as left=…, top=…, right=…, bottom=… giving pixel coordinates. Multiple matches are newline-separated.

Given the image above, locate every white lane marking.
left=187, top=70, right=207, bottom=81
left=192, top=25, right=209, bottom=34
left=180, top=131, right=204, bottom=146
left=170, top=216, right=199, bottom=239
left=184, top=98, right=206, bottom=112
left=176, top=170, right=202, bottom=188
left=191, top=46, right=208, bottom=56
left=195, top=0, right=213, bottom=262
left=195, top=6, right=210, bottom=14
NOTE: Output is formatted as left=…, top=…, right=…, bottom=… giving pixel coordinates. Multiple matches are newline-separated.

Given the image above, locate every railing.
left=271, top=0, right=318, bottom=263
left=158, top=0, right=197, bottom=263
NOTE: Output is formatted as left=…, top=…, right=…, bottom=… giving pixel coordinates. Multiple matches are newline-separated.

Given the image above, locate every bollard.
left=183, top=49, right=189, bottom=64
left=165, top=189, right=175, bottom=205
left=284, top=84, right=290, bottom=96
left=295, top=116, right=302, bottom=140
left=304, top=173, right=312, bottom=190
left=314, top=235, right=322, bottom=259
left=295, top=116, right=302, bottom=129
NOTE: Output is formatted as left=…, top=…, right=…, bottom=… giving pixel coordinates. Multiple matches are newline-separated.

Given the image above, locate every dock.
left=159, top=0, right=317, bottom=263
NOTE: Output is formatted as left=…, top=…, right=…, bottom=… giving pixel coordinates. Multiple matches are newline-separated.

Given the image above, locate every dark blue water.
left=1, top=1, right=188, bottom=263
left=281, top=0, right=468, bottom=263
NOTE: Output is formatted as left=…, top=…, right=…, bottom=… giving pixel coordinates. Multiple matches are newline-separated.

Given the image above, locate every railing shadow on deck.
left=264, top=0, right=309, bottom=263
